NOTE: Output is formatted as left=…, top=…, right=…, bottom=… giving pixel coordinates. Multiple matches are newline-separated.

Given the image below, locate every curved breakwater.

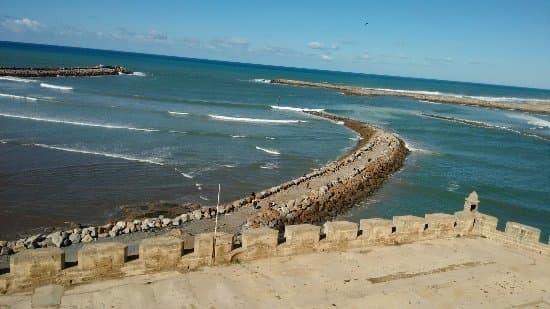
left=0, top=66, right=130, bottom=77
left=0, top=111, right=408, bottom=255
left=271, top=79, right=550, bottom=115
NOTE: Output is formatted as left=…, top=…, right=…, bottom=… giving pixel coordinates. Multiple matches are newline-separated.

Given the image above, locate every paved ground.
left=1, top=237, right=549, bottom=308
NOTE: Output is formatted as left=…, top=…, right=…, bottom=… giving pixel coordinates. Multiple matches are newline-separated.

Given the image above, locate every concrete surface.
left=1, top=237, right=548, bottom=308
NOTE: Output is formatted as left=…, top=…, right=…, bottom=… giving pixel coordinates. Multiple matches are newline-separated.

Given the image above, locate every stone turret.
left=464, top=191, right=479, bottom=213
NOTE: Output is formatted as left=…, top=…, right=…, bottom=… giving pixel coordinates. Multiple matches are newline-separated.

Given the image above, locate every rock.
left=218, top=205, right=226, bottom=214
left=0, top=246, right=13, bottom=255
left=38, top=238, right=53, bottom=248
left=109, top=230, right=117, bottom=238
left=172, top=217, right=181, bottom=226
left=62, top=238, right=71, bottom=247
left=115, top=221, right=126, bottom=230
left=50, top=233, right=64, bottom=248
left=69, top=233, right=81, bottom=244
left=24, top=234, right=43, bottom=248
left=82, top=234, right=93, bottom=243
left=98, top=233, right=108, bottom=238
left=0, top=240, right=6, bottom=247
left=193, top=209, right=202, bottom=220
left=162, top=218, right=172, bottom=226
left=180, top=214, right=189, bottom=223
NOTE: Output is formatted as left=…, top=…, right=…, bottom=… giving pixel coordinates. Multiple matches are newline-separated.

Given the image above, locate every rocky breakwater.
left=271, top=79, right=550, bottom=115
left=0, top=66, right=130, bottom=77
left=234, top=111, right=409, bottom=229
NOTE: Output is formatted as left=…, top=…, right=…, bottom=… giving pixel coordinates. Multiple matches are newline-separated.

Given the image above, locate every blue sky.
left=1, top=0, right=549, bottom=89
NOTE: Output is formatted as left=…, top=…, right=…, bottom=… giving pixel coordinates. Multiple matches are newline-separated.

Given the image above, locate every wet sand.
left=271, top=79, right=550, bottom=114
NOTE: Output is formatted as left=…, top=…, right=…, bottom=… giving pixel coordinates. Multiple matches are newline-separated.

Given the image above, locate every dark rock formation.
left=0, top=66, right=130, bottom=77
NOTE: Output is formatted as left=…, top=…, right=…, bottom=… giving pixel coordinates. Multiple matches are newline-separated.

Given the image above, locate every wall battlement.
left=0, top=192, right=548, bottom=295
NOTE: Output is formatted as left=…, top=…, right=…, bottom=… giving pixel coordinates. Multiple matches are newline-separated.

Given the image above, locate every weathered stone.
left=78, top=242, right=127, bottom=273
left=10, top=247, right=64, bottom=279
left=69, top=233, right=81, bottom=244
left=139, top=236, right=183, bottom=270
left=324, top=221, right=358, bottom=242
left=31, top=284, right=65, bottom=308
left=82, top=234, right=94, bottom=243
left=193, top=209, right=202, bottom=220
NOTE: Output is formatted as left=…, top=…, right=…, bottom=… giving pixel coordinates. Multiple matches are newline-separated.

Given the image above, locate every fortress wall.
left=1, top=192, right=549, bottom=294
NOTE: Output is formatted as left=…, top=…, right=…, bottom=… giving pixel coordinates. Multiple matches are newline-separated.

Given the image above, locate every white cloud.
left=1, top=17, right=43, bottom=32
left=362, top=54, right=369, bottom=60
left=307, top=41, right=338, bottom=50
left=210, top=37, right=249, bottom=49
left=321, top=54, right=333, bottom=61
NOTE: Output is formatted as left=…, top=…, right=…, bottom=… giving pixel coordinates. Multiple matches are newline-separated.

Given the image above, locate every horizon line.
left=1, top=40, right=550, bottom=92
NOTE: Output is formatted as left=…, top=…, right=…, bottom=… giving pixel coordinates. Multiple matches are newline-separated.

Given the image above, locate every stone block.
left=284, top=224, right=320, bottom=248
left=425, top=213, right=456, bottom=238
left=10, top=247, right=64, bottom=279
left=359, top=218, right=393, bottom=243
left=463, top=191, right=480, bottom=213
left=78, top=242, right=127, bottom=273
left=324, top=221, right=358, bottom=242
left=454, top=211, right=475, bottom=235
left=241, top=228, right=278, bottom=259
left=214, top=232, right=234, bottom=264
left=505, top=222, right=541, bottom=244
left=393, top=215, right=425, bottom=234
left=193, top=233, right=214, bottom=258
left=473, top=213, right=498, bottom=236
left=139, top=236, right=183, bottom=270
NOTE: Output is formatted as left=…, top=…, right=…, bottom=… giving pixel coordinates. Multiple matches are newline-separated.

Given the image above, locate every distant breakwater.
left=271, top=79, right=550, bottom=115
left=0, top=66, right=130, bottom=77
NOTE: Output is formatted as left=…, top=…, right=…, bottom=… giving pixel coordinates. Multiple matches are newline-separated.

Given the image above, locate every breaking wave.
left=506, top=113, right=550, bottom=128
left=271, top=105, right=325, bottom=112
left=251, top=78, right=272, bottom=84
left=168, top=111, right=189, bottom=116
left=209, top=114, right=306, bottom=124
left=0, top=76, right=37, bottom=83
left=174, top=167, right=193, bottom=179
left=422, top=113, right=549, bottom=141
left=0, top=113, right=159, bottom=132
left=260, top=162, right=279, bottom=169
left=255, top=146, right=280, bottom=155
left=31, top=143, right=165, bottom=165
left=0, top=93, right=38, bottom=101
left=40, top=83, right=73, bottom=91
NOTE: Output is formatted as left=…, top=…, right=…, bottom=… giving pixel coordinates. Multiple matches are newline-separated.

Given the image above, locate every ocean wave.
left=404, top=141, right=433, bottom=154
left=231, top=135, right=247, bottom=138
left=222, top=164, right=235, bottom=168
left=31, top=143, right=164, bottom=165
left=199, top=195, right=209, bottom=201
left=174, top=167, right=193, bottom=179
left=40, top=83, right=73, bottom=91
left=270, top=105, right=325, bottom=112
left=132, top=72, right=146, bottom=77
left=0, top=112, right=159, bottom=132
left=168, top=111, right=189, bottom=116
left=370, top=87, right=443, bottom=96
left=418, top=100, right=442, bottom=105
left=265, top=136, right=276, bottom=140
left=421, top=113, right=549, bottom=141
left=506, top=113, right=550, bottom=128
left=251, top=78, right=272, bottom=84
left=209, top=114, right=306, bottom=124
left=260, top=162, right=279, bottom=169
left=0, top=76, right=37, bottom=83
left=256, top=146, right=280, bottom=155
left=0, top=93, right=38, bottom=101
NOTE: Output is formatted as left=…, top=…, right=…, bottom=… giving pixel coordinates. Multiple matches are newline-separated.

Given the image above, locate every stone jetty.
left=271, top=78, right=550, bottom=115
left=0, top=111, right=408, bottom=257
left=0, top=66, right=130, bottom=77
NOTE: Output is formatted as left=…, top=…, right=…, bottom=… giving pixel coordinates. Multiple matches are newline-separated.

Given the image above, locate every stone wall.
left=0, top=66, right=130, bottom=77
left=1, top=192, right=548, bottom=295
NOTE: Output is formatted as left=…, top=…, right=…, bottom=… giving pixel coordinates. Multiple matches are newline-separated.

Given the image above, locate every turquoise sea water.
left=1, top=41, right=549, bottom=240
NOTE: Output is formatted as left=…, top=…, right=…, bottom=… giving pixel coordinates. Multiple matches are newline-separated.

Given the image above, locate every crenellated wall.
left=0, top=192, right=548, bottom=295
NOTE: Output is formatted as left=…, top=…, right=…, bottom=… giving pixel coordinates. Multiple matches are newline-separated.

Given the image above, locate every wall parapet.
left=0, top=191, right=548, bottom=295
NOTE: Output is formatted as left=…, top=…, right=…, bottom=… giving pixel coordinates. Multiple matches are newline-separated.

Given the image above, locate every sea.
left=1, top=41, right=549, bottom=240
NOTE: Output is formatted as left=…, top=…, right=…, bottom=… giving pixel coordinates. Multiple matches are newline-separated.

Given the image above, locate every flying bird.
left=364, top=22, right=369, bottom=26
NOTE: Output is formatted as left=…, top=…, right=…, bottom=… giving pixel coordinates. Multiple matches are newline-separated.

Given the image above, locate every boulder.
left=69, top=233, right=81, bottom=244
left=81, top=234, right=94, bottom=243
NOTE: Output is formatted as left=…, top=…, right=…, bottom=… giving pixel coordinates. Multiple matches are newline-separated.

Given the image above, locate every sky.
left=1, top=0, right=549, bottom=89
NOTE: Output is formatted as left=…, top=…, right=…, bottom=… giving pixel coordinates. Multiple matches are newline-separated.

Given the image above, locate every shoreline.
left=0, top=66, right=130, bottom=77
left=271, top=78, right=550, bottom=115
left=0, top=111, right=408, bottom=266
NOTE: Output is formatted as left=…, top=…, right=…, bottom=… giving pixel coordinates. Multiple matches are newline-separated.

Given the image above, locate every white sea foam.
left=0, top=76, right=37, bottom=83
left=506, top=113, right=550, bottom=128
left=0, top=93, right=38, bottom=101
left=209, top=114, right=306, bottom=124
left=418, top=100, right=442, bottom=105
left=251, top=78, right=272, bottom=84
left=174, top=167, right=193, bottom=179
left=231, top=135, right=247, bottom=138
left=40, top=83, right=73, bottom=91
left=199, top=195, right=209, bottom=201
left=132, top=72, right=146, bottom=77
left=0, top=112, right=159, bottom=132
left=270, top=105, right=325, bottom=112
left=369, top=87, right=443, bottom=96
left=31, top=143, right=164, bottom=165
left=404, top=141, right=433, bottom=154
left=256, top=146, right=280, bottom=155
left=260, top=162, right=279, bottom=169
left=265, top=136, right=276, bottom=140
left=222, top=164, right=235, bottom=168
left=168, top=111, right=189, bottom=116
